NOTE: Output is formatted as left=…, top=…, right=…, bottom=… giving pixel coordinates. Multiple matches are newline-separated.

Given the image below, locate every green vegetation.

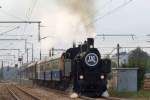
left=123, top=47, right=150, bottom=89
left=109, top=89, right=150, bottom=98
left=0, top=68, right=3, bottom=80
left=128, top=47, right=149, bottom=68
left=110, top=47, right=150, bottom=99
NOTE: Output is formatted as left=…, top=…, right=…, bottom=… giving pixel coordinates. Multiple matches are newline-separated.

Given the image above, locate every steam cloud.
left=38, top=0, right=96, bottom=51
left=57, top=0, right=96, bottom=37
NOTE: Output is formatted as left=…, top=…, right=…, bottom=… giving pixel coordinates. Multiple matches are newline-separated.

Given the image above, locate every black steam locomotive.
left=20, top=38, right=111, bottom=97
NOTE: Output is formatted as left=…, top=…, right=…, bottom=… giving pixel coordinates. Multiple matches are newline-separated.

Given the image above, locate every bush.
left=137, top=68, right=145, bottom=90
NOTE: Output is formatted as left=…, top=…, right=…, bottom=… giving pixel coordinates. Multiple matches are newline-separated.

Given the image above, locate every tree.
left=128, top=47, right=149, bottom=68
left=111, top=61, right=117, bottom=68
left=128, top=47, right=149, bottom=89
left=145, top=58, right=150, bottom=72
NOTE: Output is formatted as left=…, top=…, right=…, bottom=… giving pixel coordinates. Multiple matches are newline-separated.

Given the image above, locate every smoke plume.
left=57, top=0, right=96, bottom=37
left=35, top=0, right=97, bottom=51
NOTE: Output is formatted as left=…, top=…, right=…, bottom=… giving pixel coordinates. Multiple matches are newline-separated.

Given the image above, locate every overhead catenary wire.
left=0, top=26, right=20, bottom=35
left=98, top=0, right=113, bottom=10
left=0, top=1, right=40, bottom=64
left=87, top=0, right=113, bottom=19
left=27, top=0, right=38, bottom=20
left=0, top=25, right=18, bottom=28
left=1, top=34, right=32, bottom=37
left=94, top=0, right=133, bottom=23
left=23, top=0, right=38, bottom=34
left=96, top=33, right=135, bottom=40
left=98, top=46, right=150, bottom=49
left=87, top=0, right=133, bottom=26
left=97, top=34, right=135, bottom=36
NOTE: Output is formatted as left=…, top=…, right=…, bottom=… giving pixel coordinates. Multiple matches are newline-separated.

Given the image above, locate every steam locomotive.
left=20, top=38, right=111, bottom=97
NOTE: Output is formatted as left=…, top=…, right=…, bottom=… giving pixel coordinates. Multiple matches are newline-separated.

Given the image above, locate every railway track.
left=7, top=85, right=40, bottom=100
left=79, top=96, right=124, bottom=100
left=13, top=85, right=77, bottom=100
left=0, top=82, right=125, bottom=100
left=37, top=86, right=124, bottom=100
left=38, top=86, right=72, bottom=98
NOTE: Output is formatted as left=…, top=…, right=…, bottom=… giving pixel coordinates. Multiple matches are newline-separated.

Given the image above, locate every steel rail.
left=7, top=86, right=20, bottom=100
left=80, top=96, right=123, bottom=100
left=7, top=85, right=40, bottom=100
left=38, top=86, right=119, bottom=100
left=14, top=85, right=40, bottom=100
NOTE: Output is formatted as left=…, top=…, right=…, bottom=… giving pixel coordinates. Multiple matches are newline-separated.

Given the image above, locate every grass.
left=109, top=89, right=150, bottom=99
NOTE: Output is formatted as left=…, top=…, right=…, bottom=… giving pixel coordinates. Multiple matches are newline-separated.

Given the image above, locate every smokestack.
left=73, top=42, right=76, bottom=48
left=87, top=38, right=94, bottom=48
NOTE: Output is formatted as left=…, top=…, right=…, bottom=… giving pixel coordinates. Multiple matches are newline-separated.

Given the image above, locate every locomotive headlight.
left=90, top=45, right=94, bottom=48
left=100, top=75, right=105, bottom=80
left=79, top=75, right=84, bottom=80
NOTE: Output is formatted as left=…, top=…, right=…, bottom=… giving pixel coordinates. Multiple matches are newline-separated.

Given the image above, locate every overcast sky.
left=95, top=0, right=150, bottom=54
left=0, top=0, right=150, bottom=66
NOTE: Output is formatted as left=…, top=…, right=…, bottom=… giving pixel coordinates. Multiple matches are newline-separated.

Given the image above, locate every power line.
left=0, top=38, right=27, bottom=53
left=0, top=55, right=15, bottom=57
left=98, top=0, right=113, bottom=10
left=98, top=46, right=150, bottom=49
left=0, top=25, right=17, bottom=28
left=0, top=21, right=41, bottom=23
left=87, top=0, right=133, bottom=26
left=0, top=49, right=20, bottom=50
left=0, top=26, right=20, bottom=35
left=96, top=33, right=135, bottom=40
left=0, top=39, right=26, bottom=40
left=23, top=0, right=38, bottom=35
left=88, top=0, right=113, bottom=19
left=95, top=0, right=133, bottom=22
left=97, top=34, right=135, bottom=36
left=27, top=0, right=38, bottom=20
left=0, top=21, right=41, bottom=39
left=107, top=47, right=116, bottom=56
left=1, top=34, right=32, bottom=37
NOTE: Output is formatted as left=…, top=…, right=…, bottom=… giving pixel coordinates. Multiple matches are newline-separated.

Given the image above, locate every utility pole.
left=117, top=44, right=120, bottom=68
left=32, top=44, right=33, bottom=61
left=40, top=49, right=42, bottom=60
left=27, top=48, right=29, bottom=63
left=25, top=39, right=27, bottom=52
left=26, top=42, right=34, bottom=62
left=0, top=55, right=16, bottom=65
left=52, top=48, right=54, bottom=56
left=38, top=22, right=41, bottom=42
left=38, top=22, right=42, bottom=60
left=0, top=61, right=3, bottom=80
left=2, top=61, right=3, bottom=79
left=0, top=21, right=41, bottom=60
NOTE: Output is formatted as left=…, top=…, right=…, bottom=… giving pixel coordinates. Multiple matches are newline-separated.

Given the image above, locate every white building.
left=111, top=52, right=129, bottom=66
